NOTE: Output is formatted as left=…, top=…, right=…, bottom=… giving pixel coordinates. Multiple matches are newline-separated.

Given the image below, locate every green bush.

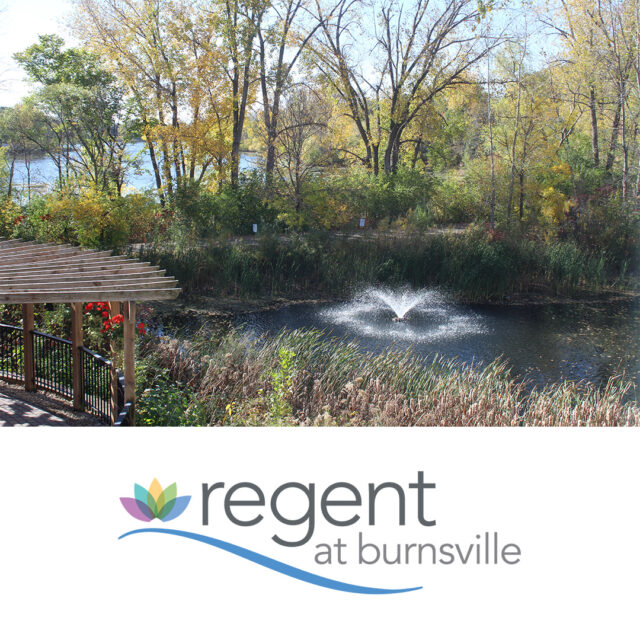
left=136, top=361, right=206, bottom=426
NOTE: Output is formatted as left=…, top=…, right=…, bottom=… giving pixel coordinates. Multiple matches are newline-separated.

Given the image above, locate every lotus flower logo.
left=120, top=479, right=190, bottom=522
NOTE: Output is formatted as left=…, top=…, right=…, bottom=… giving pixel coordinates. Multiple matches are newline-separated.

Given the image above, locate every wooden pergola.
left=0, top=238, right=180, bottom=424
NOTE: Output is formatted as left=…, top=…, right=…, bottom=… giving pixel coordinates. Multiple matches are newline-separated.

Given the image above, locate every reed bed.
left=139, top=229, right=620, bottom=302
left=143, top=328, right=638, bottom=426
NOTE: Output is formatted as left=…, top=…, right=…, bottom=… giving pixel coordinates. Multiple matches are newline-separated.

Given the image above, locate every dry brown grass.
left=143, top=329, right=639, bottom=426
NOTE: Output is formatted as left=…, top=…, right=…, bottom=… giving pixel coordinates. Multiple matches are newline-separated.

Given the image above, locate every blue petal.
left=159, top=495, right=191, bottom=521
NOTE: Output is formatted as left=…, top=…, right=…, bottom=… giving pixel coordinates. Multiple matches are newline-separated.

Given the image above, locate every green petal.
left=159, top=482, right=177, bottom=513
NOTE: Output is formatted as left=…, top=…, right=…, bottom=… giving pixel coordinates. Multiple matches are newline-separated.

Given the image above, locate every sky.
left=0, top=0, right=74, bottom=107
left=0, top=0, right=557, bottom=109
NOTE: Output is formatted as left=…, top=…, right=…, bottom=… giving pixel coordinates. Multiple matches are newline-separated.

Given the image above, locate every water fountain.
left=318, top=286, right=486, bottom=342
left=371, top=289, right=427, bottom=321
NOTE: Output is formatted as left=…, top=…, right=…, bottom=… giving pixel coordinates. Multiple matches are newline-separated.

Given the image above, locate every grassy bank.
left=139, top=227, right=630, bottom=303
left=136, top=329, right=639, bottom=426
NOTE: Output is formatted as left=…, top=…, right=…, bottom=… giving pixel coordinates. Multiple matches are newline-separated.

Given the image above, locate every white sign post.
left=359, top=218, right=366, bottom=228
left=252, top=223, right=258, bottom=234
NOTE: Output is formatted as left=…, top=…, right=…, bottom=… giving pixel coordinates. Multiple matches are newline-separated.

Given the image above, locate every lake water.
left=10, top=142, right=259, bottom=191
left=235, top=288, right=640, bottom=394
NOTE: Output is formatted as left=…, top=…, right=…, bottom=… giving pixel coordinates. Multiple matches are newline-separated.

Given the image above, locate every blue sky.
left=0, top=0, right=555, bottom=108
left=0, top=0, right=73, bottom=107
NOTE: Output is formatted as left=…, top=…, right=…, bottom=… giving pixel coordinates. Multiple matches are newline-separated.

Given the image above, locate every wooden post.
left=123, top=300, right=136, bottom=425
left=22, top=303, right=35, bottom=392
left=110, top=301, right=121, bottom=425
left=70, top=302, right=84, bottom=411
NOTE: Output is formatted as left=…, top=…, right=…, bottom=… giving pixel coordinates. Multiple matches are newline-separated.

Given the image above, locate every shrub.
left=13, top=187, right=158, bottom=249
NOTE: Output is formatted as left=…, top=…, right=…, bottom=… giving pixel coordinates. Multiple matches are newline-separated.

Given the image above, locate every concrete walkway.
left=0, top=391, right=67, bottom=426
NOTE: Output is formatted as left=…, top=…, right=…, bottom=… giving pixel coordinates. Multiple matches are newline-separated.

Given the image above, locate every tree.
left=14, top=34, right=134, bottom=195
left=312, top=0, right=497, bottom=175
left=273, top=84, right=330, bottom=221
left=311, top=0, right=385, bottom=174
left=209, top=0, right=269, bottom=187
left=258, top=0, right=321, bottom=184
left=543, top=0, right=638, bottom=199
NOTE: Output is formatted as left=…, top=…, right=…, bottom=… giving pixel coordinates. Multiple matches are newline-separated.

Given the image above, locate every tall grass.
left=142, top=329, right=638, bottom=426
left=139, top=228, right=617, bottom=302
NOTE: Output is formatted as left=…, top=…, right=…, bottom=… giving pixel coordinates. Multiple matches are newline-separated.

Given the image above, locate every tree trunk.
left=518, top=170, right=525, bottom=220
left=605, top=98, right=622, bottom=173
left=147, top=138, right=165, bottom=207
left=589, top=85, right=600, bottom=166
left=25, top=153, right=31, bottom=202
left=7, top=157, right=15, bottom=198
left=507, top=63, right=523, bottom=222
left=487, top=56, right=496, bottom=230
left=621, top=80, right=628, bottom=201
left=170, top=84, right=182, bottom=186
left=383, top=123, right=401, bottom=174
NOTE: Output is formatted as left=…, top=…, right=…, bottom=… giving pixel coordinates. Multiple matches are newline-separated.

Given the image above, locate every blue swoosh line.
left=119, top=528, right=422, bottom=595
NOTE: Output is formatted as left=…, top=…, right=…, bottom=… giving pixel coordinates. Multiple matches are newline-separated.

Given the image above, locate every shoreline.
left=150, top=287, right=640, bottom=326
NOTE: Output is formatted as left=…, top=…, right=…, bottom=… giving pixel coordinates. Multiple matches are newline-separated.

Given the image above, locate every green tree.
left=14, top=35, right=135, bottom=194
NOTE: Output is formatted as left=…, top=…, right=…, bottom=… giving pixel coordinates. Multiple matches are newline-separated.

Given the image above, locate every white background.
left=1, top=428, right=639, bottom=640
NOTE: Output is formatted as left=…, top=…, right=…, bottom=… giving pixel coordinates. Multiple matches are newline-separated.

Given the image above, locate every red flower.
left=102, top=311, right=109, bottom=318
left=84, top=303, right=94, bottom=312
left=137, top=322, right=147, bottom=336
left=112, top=314, right=124, bottom=324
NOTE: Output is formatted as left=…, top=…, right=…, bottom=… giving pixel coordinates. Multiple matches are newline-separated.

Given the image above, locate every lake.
left=10, top=142, right=259, bottom=191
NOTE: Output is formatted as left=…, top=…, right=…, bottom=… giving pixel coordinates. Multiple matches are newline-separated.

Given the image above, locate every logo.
left=120, top=478, right=190, bottom=522
left=118, top=473, right=521, bottom=595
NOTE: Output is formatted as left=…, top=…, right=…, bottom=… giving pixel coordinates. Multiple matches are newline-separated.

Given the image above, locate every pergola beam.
left=0, top=263, right=158, bottom=276
left=0, top=246, right=84, bottom=262
left=0, top=270, right=166, bottom=284
left=0, top=289, right=180, bottom=303
left=0, top=278, right=177, bottom=291
left=0, top=250, right=114, bottom=267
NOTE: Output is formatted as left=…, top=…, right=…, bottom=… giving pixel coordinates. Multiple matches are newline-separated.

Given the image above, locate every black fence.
left=33, top=331, right=73, bottom=399
left=0, top=323, right=130, bottom=425
left=81, top=347, right=112, bottom=422
left=0, top=324, right=23, bottom=383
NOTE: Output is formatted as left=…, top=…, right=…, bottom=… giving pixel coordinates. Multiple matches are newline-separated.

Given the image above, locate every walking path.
left=0, top=390, right=67, bottom=426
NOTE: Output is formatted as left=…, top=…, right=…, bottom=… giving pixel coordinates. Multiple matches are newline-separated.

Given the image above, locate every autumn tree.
left=74, top=0, right=234, bottom=201
left=311, top=0, right=497, bottom=175
left=207, top=0, right=269, bottom=187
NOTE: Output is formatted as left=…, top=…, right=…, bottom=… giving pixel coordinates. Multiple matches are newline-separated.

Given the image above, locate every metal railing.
left=0, top=323, right=129, bottom=425
left=81, top=347, right=112, bottom=423
left=0, top=324, right=23, bottom=383
left=33, top=331, right=73, bottom=399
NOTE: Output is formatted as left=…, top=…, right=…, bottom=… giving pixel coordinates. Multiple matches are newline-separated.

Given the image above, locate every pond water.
left=235, top=287, right=640, bottom=395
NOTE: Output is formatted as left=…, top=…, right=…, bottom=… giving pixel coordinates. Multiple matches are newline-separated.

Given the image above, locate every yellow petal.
left=149, top=478, right=163, bottom=502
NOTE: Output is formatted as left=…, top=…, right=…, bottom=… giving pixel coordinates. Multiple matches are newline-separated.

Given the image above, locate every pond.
left=235, top=287, right=640, bottom=395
